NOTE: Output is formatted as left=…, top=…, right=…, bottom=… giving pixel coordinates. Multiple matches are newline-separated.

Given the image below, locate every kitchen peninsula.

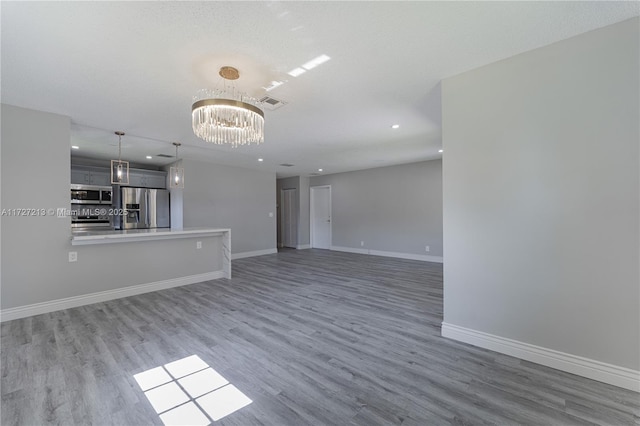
left=1, top=226, right=232, bottom=322
left=71, top=227, right=231, bottom=277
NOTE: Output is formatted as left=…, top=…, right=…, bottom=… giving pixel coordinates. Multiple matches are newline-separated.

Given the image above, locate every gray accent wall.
left=442, top=18, right=639, bottom=370
left=182, top=159, right=276, bottom=254
left=309, top=160, right=443, bottom=257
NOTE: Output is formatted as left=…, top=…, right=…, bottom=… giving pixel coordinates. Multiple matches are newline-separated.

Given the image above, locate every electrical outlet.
left=425, top=245, right=430, bottom=252
left=196, top=241, right=202, bottom=249
left=69, top=251, right=78, bottom=262
left=360, top=241, right=364, bottom=246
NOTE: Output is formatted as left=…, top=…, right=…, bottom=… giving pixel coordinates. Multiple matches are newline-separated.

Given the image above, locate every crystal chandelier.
left=192, top=66, right=264, bottom=147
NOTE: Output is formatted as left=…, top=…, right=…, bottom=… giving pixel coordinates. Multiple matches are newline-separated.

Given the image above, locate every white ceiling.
left=2, top=2, right=638, bottom=178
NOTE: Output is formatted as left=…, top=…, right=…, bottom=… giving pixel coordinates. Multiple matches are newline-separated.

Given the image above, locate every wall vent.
left=259, top=96, right=287, bottom=110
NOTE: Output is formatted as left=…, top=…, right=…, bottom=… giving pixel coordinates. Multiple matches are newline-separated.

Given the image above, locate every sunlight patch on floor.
left=133, top=355, right=252, bottom=425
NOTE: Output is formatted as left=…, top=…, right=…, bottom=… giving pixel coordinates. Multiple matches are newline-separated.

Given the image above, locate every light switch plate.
left=69, top=251, right=78, bottom=262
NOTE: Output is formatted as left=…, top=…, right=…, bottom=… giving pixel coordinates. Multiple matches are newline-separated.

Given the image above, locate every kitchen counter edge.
left=71, top=228, right=231, bottom=246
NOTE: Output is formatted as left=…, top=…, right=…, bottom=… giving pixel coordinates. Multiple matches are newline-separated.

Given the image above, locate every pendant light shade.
left=111, top=131, right=129, bottom=185
left=170, top=142, right=185, bottom=189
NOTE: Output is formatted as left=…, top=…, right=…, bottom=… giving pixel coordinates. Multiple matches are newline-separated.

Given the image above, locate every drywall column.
left=1, top=104, right=72, bottom=309
left=298, top=176, right=310, bottom=248
left=441, top=18, right=639, bottom=389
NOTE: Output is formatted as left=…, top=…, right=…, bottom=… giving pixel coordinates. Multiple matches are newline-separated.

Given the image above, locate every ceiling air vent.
left=259, top=96, right=287, bottom=111
left=279, top=163, right=294, bottom=167
left=156, top=154, right=174, bottom=158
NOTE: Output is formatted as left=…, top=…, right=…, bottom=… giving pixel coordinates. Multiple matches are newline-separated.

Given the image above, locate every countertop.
left=70, top=227, right=230, bottom=245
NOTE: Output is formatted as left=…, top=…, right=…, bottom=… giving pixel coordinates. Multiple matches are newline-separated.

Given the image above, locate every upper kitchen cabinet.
left=129, top=169, right=167, bottom=189
left=70, top=165, right=111, bottom=186
left=71, top=165, right=167, bottom=189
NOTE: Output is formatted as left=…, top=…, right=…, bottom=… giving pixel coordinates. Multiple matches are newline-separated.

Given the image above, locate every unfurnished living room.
left=1, top=2, right=639, bottom=425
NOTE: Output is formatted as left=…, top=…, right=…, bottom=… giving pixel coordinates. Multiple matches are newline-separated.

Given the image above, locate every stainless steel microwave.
left=70, top=184, right=112, bottom=204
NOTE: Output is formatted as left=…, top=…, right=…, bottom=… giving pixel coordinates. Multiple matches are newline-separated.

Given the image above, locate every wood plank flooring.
left=2, top=249, right=639, bottom=425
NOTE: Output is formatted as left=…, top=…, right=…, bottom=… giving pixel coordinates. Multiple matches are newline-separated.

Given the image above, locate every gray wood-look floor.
left=2, top=249, right=639, bottom=426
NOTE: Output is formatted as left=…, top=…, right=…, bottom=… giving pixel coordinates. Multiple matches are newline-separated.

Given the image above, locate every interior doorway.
left=310, top=185, right=331, bottom=249
left=281, top=188, right=298, bottom=249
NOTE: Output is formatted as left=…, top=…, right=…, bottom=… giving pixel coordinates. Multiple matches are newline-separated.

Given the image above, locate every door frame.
left=310, top=185, right=332, bottom=249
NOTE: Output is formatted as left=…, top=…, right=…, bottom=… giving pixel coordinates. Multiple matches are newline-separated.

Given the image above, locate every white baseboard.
left=369, top=249, right=443, bottom=263
left=330, top=246, right=443, bottom=263
left=441, top=322, right=640, bottom=392
left=231, top=248, right=278, bottom=260
left=0, top=271, right=226, bottom=323
left=331, top=245, right=369, bottom=255
left=296, top=244, right=311, bottom=250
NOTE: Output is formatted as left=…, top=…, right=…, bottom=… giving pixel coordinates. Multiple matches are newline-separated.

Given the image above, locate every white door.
left=310, top=185, right=331, bottom=249
left=281, top=188, right=298, bottom=248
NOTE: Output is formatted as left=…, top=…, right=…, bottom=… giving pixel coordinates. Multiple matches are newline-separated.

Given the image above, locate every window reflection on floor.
left=133, top=355, right=252, bottom=425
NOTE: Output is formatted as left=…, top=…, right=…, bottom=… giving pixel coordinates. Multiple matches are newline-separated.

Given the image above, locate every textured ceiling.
left=2, top=1, right=638, bottom=178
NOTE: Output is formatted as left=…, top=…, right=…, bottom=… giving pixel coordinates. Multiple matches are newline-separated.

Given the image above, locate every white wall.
left=182, top=159, right=277, bottom=255
left=310, top=160, right=443, bottom=259
left=442, top=17, right=639, bottom=385
left=0, top=105, right=228, bottom=313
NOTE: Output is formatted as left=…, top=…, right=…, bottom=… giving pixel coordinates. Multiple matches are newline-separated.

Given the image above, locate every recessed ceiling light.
left=71, top=145, right=79, bottom=150
left=391, top=124, right=400, bottom=129
left=288, top=67, right=306, bottom=77
left=438, top=149, right=443, bottom=153
left=302, top=54, right=331, bottom=70
left=318, top=168, right=323, bottom=172
left=146, top=156, right=153, bottom=159
left=258, top=158, right=264, bottom=162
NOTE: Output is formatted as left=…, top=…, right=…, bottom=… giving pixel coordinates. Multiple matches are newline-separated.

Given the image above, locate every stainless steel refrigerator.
left=119, top=187, right=170, bottom=229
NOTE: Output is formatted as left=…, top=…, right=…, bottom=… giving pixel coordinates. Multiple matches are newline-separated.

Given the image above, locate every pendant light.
left=111, top=131, right=129, bottom=185
left=170, top=142, right=185, bottom=189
